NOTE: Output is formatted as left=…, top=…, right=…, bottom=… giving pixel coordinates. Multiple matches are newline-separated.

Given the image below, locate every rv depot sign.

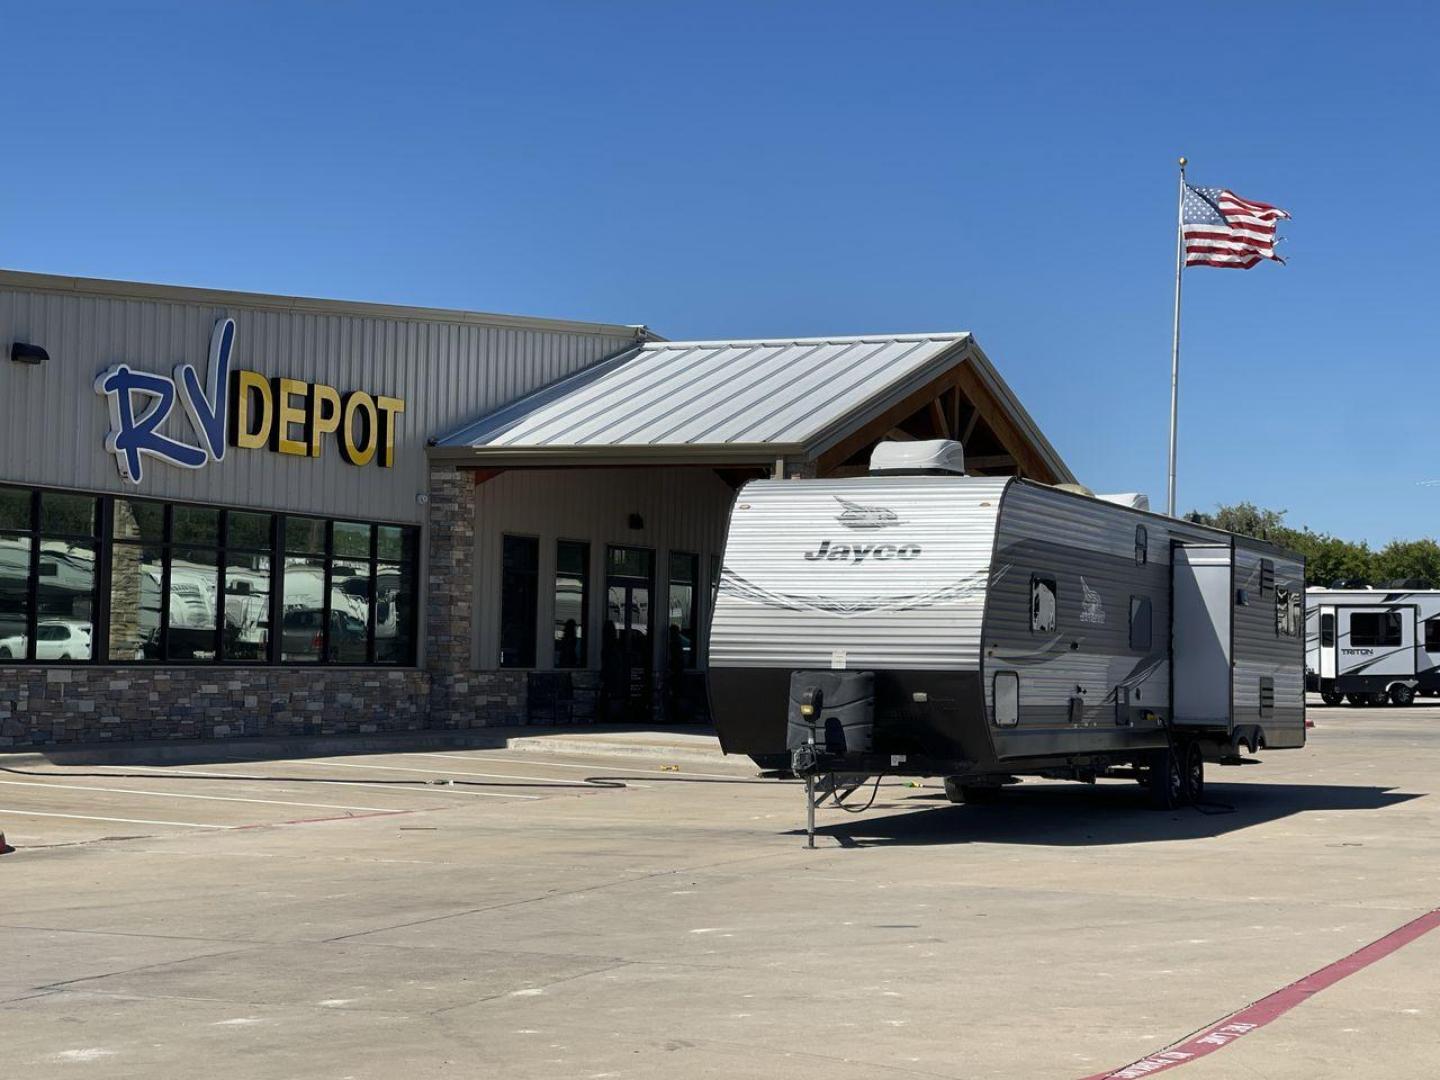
left=95, top=318, right=405, bottom=485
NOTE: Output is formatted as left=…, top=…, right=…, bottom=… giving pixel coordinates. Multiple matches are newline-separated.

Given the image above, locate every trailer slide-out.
left=707, top=440, right=1306, bottom=814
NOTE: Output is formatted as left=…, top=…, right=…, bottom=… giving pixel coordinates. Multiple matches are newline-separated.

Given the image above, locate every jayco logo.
left=803, top=539, right=922, bottom=563
left=95, top=318, right=405, bottom=485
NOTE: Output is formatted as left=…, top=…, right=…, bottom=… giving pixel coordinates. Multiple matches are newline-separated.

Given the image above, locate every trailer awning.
left=430, top=332, right=1072, bottom=483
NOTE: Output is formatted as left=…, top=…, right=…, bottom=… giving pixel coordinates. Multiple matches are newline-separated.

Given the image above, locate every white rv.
left=708, top=440, right=1306, bottom=809
left=1305, top=587, right=1440, bottom=705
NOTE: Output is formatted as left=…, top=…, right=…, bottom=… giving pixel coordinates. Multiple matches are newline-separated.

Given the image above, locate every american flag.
left=1182, top=184, right=1290, bottom=269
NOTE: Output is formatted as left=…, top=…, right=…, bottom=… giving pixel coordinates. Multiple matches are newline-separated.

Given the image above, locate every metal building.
left=0, top=269, right=1071, bottom=746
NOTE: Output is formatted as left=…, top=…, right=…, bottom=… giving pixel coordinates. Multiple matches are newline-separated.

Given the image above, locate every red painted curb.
left=1081, top=906, right=1440, bottom=1079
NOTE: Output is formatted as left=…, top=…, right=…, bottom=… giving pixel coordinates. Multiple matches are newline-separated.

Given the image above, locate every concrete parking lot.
left=2, top=703, right=1438, bottom=1079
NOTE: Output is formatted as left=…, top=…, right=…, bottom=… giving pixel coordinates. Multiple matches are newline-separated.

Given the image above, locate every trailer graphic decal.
left=832, top=496, right=903, bottom=529
left=718, top=567, right=986, bottom=617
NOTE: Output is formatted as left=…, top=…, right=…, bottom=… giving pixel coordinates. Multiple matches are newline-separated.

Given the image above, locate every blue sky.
left=3, top=2, right=1435, bottom=544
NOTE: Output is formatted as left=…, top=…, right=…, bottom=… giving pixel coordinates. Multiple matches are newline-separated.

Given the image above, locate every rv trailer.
left=707, top=440, right=1306, bottom=819
left=1305, top=587, right=1440, bottom=706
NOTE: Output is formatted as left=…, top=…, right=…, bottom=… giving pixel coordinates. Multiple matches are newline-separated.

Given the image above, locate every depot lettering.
left=96, top=317, right=406, bottom=485
left=230, top=373, right=405, bottom=467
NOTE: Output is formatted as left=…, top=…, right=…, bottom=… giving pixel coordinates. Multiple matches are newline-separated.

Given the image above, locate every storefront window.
left=34, top=492, right=98, bottom=662
left=553, top=540, right=589, bottom=668
left=2, top=486, right=417, bottom=668
left=668, top=552, right=699, bottom=669
left=500, top=535, right=539, bottom=668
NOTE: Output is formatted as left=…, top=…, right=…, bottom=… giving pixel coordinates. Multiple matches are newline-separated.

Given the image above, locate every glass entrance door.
left=605, top=547, right=654, bottom=721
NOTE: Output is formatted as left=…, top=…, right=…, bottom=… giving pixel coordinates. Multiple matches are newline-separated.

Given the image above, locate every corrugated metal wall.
left=0, top=276, right=639, bottom=524
left=472, top=467, right=736, bottom=671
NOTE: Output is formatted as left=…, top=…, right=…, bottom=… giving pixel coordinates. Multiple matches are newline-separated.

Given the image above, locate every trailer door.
left=1336, top=606, right=1416, bottom=679
left=1317, top=606, right=1337, bottom=679
left=1172, top=545, right=1233, bottom=727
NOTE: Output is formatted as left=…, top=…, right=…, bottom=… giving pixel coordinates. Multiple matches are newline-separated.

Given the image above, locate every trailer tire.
left=1145, top=745, right=1185, bottom=810
left=1390, top=684, right=1416, bottom=707
left=1345, top=693, right=1370, bottom=707
left=1182, top=741, right=1204, bottom=805
left=1319, top=689, right=1345, bottom=706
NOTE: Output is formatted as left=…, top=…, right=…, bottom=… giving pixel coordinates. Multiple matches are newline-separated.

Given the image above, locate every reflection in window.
left=375, top=561, right=414, bottom=664
left=0, top=487, right=417, bottom=667
left=668, top=552, right=699, bottom=669
left=282, top=556, right=325, bottom=663
left=1129, top=595, right=1153, bottom=651
left=168, top=547, right=218, bottom=661
left=328, top=558, right=371, bottom=663
left=108, top=543, right=163, bottom=660
left=553, top=540, right=589, bottom=668
left=1031, top=576, right=1057, bottom=633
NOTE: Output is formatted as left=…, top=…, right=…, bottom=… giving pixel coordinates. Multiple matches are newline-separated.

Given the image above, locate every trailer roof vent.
left=1098, top=492, right=1151, bottom=511
left=868, top=439, right=966, bottom=476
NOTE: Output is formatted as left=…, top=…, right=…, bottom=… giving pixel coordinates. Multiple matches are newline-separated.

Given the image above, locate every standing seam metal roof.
left=435, top=332, right=973, bottom=452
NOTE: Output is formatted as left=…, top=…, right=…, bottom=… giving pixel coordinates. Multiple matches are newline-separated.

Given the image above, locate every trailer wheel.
left=1145, top=745, right=1186, bottom=810
left=1319, top=689, right=1345, bottom=706
left=1182, top=741, right=1204, bottom=805
left=1390, top=684, right=1416, bottom=707
left=1345, top=693, right=1370, bottom=707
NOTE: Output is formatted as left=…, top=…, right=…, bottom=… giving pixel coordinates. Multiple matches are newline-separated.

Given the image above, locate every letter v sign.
left=175, top=318, right=236, bottom=462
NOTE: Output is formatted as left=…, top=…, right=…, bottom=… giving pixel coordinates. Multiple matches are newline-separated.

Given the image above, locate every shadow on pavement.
left=803, top=781, right=1424, bottom=848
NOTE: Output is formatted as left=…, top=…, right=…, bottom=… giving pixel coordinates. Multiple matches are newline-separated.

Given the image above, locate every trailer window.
left=1321, top=613, right=1335, bottom=647
left=1129, top=596, right=1152, bottom=651
left=1275, top=586, right=1301, bottom=637
left=1350, top=611, right=1402, bottom=648
left=1426, top=618, right=1440, bottom=653
left=1134, top=525, right=1148, bottom=566
left=1030, top=576, right=1057, bottom=633
left=993, top=671, right=1019, bottom=727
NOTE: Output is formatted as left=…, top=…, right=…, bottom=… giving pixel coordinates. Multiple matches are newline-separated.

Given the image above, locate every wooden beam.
left=961, top=404, right=981, bottom=444
left=964, top=454, right=1016, bottom=470
left=884, top=427, right=917, bottom=441
left=816, top=370, right=965, bottom=475
left=951, top=363, right=1054, bottom=482
left=929, top=399, right=951, bottom=439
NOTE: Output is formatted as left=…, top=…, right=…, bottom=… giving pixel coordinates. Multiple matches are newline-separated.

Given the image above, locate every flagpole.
left=1167, top=156, right=1187, bottom=518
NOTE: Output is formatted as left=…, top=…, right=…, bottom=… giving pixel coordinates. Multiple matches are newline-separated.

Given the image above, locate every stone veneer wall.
left=0, top=667, right=429, bottom=748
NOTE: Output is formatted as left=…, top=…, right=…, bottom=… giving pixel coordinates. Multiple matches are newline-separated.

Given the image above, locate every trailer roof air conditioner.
left=868, top=439, right=966, bottom=476
left=1098, top=492, right=1151, bottom=511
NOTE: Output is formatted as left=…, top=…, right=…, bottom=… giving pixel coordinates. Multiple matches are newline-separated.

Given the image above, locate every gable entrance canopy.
left=430, top=332, right=1072, bottom=483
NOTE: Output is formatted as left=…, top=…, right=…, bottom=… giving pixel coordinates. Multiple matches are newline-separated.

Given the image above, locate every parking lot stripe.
left=0, top=778, right=404, bottom=813
left=82, top=764, right=543, bottom=800
left=0, top=807, right=231, bottom=829
left=267, top=758, right=601, bottom=788
left=417, top=752, right=748, bottom=781
left=1083, top=904, right=1440, bottom=1079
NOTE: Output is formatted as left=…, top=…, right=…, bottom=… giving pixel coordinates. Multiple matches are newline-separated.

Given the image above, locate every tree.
left=1372, top=539, right=1440, bottom=587
left=1184, top=502, right=1380, bottom=587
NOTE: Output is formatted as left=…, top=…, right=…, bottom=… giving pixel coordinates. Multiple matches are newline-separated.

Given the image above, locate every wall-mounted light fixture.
left=9, top=342, right=48, bottom=365
left=627, top=513, right=645, bottom=530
